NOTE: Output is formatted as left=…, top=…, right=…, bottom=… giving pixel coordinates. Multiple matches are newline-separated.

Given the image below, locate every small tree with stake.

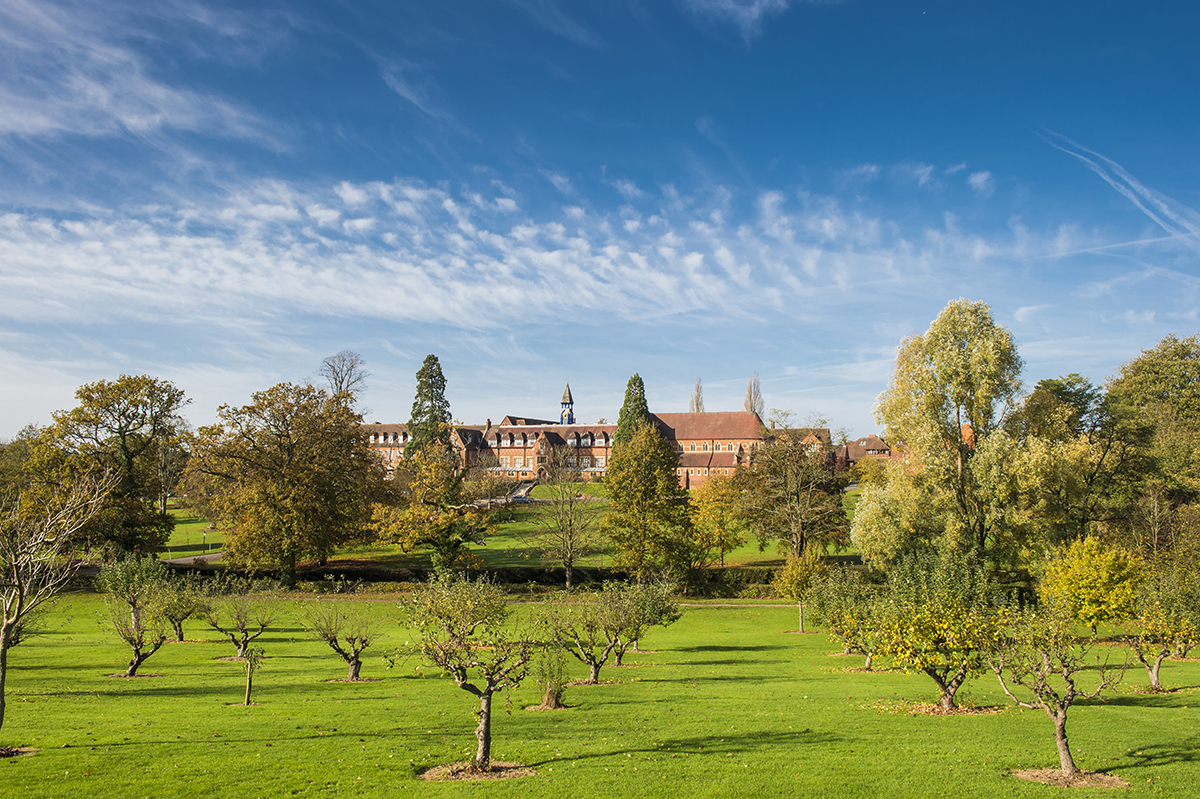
left=407, top=575, right=534, bottom=773
left=990, top=602, right=1125, bottom=779
left=204, top=579, right=278, bottom=659
left=242, top=645, right=265, bottom=706
left=301, top=600, right=380, bottom=680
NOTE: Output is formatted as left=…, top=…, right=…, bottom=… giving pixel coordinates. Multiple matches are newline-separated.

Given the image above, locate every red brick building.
left=365, top=384, right=777, bottom=489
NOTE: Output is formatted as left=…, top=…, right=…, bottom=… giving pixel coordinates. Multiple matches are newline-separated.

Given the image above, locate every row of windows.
left=678, top=468, right=733, bottom=477
left=677, top=441, right=744, bottom=453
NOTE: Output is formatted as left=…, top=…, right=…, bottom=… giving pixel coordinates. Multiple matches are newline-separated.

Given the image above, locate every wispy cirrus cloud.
left=679, top=0, right=795, bottom=39
left=0, top=0, right=279, bottom=145
left=504, top=0, right=600, bottom=46
left=0, top=173, right=1060, bottom=339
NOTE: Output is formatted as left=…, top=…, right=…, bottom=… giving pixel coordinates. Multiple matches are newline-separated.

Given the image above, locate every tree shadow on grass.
left=674, top=644, right=789, bottom=653
left=1114, top=737, right=1200, bottom=773
left=1078, top=692, right=1193, bottom=709
left=522, top=728, right=840, bottom=768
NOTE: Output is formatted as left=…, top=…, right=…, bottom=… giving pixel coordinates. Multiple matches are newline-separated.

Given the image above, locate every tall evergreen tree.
left=614, top=373, right=652, bottom=446
left=407, top=354, right=452, bottom=456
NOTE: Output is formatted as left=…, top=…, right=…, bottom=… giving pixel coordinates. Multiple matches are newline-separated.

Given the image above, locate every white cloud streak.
left=0, top=0, right=278, bottom=144
left=0, top=175, right=1046, bottom=337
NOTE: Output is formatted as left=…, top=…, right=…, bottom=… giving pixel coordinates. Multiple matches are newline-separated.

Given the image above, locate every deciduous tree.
left=690, top=474, right=748, bottom=568
left=301, top=600, right=380, bottom=680
left=744, top=372, right=764, bottom=418
left=371, top=441, right=493, bottom=573
left=990, top=603, right=1125, bottom=778
left=319, top=350, right=370, bottom=406
left=187, top=383, right=383, bottom=587
left=1039, top=536, right=1142, bottom=634
left=603, top=424, right=693, bottom=580
left=855, top=299, right=1024, bottom=564
left=42, top=375, right=189, bottom=554
left=98, top=557, right=170, bottom=677
left=532, top=446, right=602, bottom=589
left=1126, top=559, right=1200, bottom=690
left=1, top=473, right=112, bottom=733
left=406, top=576, right=534, bottom=773
left=772, top=549, right=827, bottom=632
left=737, top=432, right=850, bottom=558
left=877, top=551, right=1000, bottom=711
left=688, top=377, right=704, bottom=413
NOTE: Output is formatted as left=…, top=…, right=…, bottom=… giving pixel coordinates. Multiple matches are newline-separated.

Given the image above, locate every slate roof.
left=651, top=411, right=765, bottom=441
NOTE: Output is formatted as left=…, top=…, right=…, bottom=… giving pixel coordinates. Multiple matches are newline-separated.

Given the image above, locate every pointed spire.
left=561, top=383, right=574, bottom=404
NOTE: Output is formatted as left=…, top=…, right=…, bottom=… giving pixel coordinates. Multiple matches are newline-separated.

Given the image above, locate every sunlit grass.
left=2, top=593, right=1197, bottom=797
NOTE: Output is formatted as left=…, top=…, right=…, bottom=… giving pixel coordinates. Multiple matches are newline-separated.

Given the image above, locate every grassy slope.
left=1, top=593, right=1196, bottom=797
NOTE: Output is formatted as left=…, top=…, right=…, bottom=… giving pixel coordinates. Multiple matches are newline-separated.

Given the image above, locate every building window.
left=597, top=457, right=605, bottom=467
left=702, top=442, right=709, bottom=451
left=581, top=457, right=590, bottom=467
left=501, top=457, right=509, bottom=467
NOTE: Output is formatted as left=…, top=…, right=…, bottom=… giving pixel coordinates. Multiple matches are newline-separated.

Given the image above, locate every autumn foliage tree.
left=1039, top=536, right=1142, bottom=634
left=187, top=383, right=383, bottom=587
left=855, top=300, right=1024, bottom=565
left=603, top=423, right=693, bottom=580
left=690, top=474, right=748, bottom=568
left=36, top=375, right=189, bottom=554
left=877, top=551, right=1001, bottom=711
left=371, top=441, right=493, bottom=573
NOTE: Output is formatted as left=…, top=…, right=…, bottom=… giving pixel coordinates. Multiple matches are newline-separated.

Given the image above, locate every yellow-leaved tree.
left=1039, top=536, right=1142, bottom=634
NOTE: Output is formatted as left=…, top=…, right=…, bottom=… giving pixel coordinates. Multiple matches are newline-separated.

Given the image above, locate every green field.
left=160, top=508, right=225, bottom=560
left=1, top=592, right=1196, bottom=797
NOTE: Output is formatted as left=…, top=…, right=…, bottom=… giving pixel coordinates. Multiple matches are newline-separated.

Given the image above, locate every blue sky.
left=2, top=0, right=1198, bottom=438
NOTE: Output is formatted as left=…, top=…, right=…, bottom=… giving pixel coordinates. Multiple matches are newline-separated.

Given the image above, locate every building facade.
left=365, top=384, right=793, bottom=489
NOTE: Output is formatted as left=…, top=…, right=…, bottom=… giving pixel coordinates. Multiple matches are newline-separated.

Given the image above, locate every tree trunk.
left=0, top=640, right=8, bottom=732
left=588, top=662, right=601, bottom=683
left=542, top=681, right=564, bottom=709
left=798, top=602, right=804, bottom=633
left=279, top=551, right=297, bottom=589
left=473, top=691, right=493, bottom=771
left=125, top=652, right=144, bottom=678
left=1148, top=656, right=1164, bottom=690
left=863, top=651, right=873, bottom=671
left=244, top=670, right=253, bottom=705
left=564, top=565, right=572, bottom=591
left=172, top=620, right=186, bottom=642
left=347, top=659, right=361, bottom=680
left=1052, top=710, right=1080, bottom=776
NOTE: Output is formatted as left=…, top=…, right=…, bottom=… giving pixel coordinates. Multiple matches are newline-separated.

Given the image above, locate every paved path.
left=162, top=550, right=225, bottom=566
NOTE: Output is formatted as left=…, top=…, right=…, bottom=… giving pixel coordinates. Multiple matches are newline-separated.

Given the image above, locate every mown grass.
left=2, top=593, right=1198, bottom=797
left=160, top=507, right=225, bottom=559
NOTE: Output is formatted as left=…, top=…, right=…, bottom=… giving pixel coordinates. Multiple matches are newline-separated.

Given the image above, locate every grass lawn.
left=2, top=592, right=1197, bottom=797
left=159, top=508, right=225, bottom=560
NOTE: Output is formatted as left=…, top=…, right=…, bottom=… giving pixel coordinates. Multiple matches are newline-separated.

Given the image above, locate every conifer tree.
left=614, top=373, right=652, bottom=447
left=407, top=354, right=452, bottom=456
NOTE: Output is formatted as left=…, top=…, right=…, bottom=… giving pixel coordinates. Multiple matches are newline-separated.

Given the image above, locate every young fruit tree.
left=97, top=557, right=171, bottom=677
left=160, top=571, right=207, bottom=642
left=1, top=474, right=112, bottom=734
left=990, top=603, right=1125, bottom=779
left=538, top=594, right=620, bottom=685
left=242, top=645, right=265, bottom=706
left=301, top=600, right=380, bottom=680
left=532, top=446, right=602, bottom=590
left=772, top=550, right=828, bottom=633
left=204, top=582, right=279, bottom=659
left=806, top=567, right=884, bottom=669
left=406, top=576, right=535, bottom=773
left=877, top=551, right=1000, bottom=711
left=1125, top=558, right=1200, bottom=690
left=608, top=580, right=681, bottom=665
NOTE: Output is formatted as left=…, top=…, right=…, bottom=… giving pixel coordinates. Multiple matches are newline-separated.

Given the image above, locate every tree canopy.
left=855, top=299, right=1024, bottom=563
left=187, top=382, right=383, bottom=587
left=613, top=373, right=652, bottom=447
left=407, top=355, right=452, bottom=457
left=603, top=423, right=692, bottom=580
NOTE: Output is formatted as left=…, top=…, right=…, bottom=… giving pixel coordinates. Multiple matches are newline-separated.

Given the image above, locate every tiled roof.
left=652, top=411, right=765, bottom=441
